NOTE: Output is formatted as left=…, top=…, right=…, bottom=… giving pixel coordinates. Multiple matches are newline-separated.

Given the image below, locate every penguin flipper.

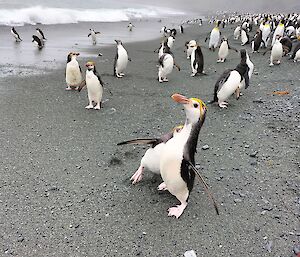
left=88, top=33, right=91, bottom=37
left=213, top=69, right=231, bottom=103
left=77, top=80, right=86, bottom=92
left=117, top=138, right=159, bottom=147
left=187, top=161, right=219, bottom=215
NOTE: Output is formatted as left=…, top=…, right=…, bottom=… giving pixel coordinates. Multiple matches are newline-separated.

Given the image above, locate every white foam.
left=0, top=6, right=185, bottom=26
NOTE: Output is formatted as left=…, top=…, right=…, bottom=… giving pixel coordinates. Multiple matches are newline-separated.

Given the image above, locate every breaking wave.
left=0, top=6, right=185, bottom=26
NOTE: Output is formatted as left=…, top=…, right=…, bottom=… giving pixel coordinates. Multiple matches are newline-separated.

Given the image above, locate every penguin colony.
left=10, top=12, right=300, bottom=218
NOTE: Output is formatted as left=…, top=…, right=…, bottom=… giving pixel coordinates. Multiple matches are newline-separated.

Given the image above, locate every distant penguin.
left=268, top=36, right=283, bottom=66
left=36, top=28, right=46, bottom=41
left=252, top=29, right=263, bottom=52
left=78, top=61, right=104, bottom=110
left=271, top=19, right=285, bottom=46
left=160, top=94, right=218, bottom=218
left=239, top=51, right=254, bottom=92
left=117, top=125, right=183, bottom=184
left=185, top=40, right=196, bottom=59
left=88, top=29, right=101, bottom=45
left=158, top=53, right=180, bottom=82
left=212, top=49, right=250, bottom=108
left=179, top=25, right=184, bottom=33
left=206, top=20, right=221, bottom=51
left=289, top=42, right=300, bottom=62
left=158, top=41, right=170, bottom=58
left=32, top=35, right=43, bottom=49
left=65, top=52, right=82, bottom=91
left=11, top=27, right=22, bottom=42
left=128, top=22, right=135, bottom=32
left=190, top=43, right=204, bottom=76
left=234, top=25, right=241, bottom=40
left=217, top=37, right=238, bottom=62
left=240, top=28, right=250, bottom=46
left=262, top=22, right=271, bottom=47
left=114, top=40, right=129, bottom=78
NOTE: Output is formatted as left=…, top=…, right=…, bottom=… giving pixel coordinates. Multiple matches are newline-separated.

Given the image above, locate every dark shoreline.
left=0, top=22, right=299, bottom=257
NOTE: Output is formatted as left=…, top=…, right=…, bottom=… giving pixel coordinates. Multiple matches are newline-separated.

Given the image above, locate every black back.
left=194, top=46, right=204, bottom=73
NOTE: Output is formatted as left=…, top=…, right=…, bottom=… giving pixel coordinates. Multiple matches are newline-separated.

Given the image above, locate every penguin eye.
left=193, top=103, right=199, bottom=108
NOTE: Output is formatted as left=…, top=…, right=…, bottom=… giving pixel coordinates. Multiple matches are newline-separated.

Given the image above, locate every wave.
left=0, top=6, right=185, bottom=26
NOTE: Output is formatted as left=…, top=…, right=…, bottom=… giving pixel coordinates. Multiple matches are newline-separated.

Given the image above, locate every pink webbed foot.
left=218, top=101, right=228, bottom=108
left=130, top=166, right=144, bottom=184
left=157, top=182, right=168, bottom=191
left=168, top=202, right=187, bottom=219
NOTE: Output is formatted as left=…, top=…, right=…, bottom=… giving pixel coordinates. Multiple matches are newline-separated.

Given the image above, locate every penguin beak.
left=171, top=94, right=190, bottom=105
left=76, top=53, right=80, bottom=56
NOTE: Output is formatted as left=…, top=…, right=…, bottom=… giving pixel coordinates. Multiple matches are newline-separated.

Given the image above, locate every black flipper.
left=187, top=161, right=220, bottom=215
left=88, top=33, right=91, bottom=37
left=77, top=80, right=86, bottom=92
left=210, top=69, right=231, bottom=103
left=244, top=67, right=250, bottom=89
left=158, top=54, right=166, bottom=68
left=117, top=138, right=159, bottom=146
left=113, top=50, right=118, bottom=75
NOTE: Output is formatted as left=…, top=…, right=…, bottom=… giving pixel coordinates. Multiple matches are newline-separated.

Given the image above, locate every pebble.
left=265, top=241, right=273, bottom=252
left=202, top=145, right=209, bottom=150
left=249, top=151, right=258, bottom=157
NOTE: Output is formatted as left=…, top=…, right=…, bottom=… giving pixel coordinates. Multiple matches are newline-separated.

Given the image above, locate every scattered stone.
left=234, top=198, right=242, bottom=203
left=202, top=145, right=209, bottom=150
left=250, top=161, right=257, bottom=166
left=184, top=250, right=197, bottom=257
left=17, top=236, right=24, bottom=242
left=265, top=241, right=273, bottom=252
left=249, top=151, right=258, bottom=157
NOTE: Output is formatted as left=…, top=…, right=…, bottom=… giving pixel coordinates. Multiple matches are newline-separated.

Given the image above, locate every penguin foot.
left=119, top=73, right=125, bottom=76
left=190, top=73, right=196, bottom=77
left=218, top=101, right=228, bottom=108
left=94, top=105, right=101, bottom=110
left=163, top=78, right=168, bottom=82
left=116, top=73, right=124, bottom=78
left=269, top=63, right=274, bottom=66
left=85, top=104, right=94, bottom=109
left=131, top=166, right=144, bottom=184
left=276, top=60, right=281, bottom=65
left=157, top=182, right=168, bottom=191
left=167, top=203, right=187, bottom=219
left=65, top=86, right=72, bottom=91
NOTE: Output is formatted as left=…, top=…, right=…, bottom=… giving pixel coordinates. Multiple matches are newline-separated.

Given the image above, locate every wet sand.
left=0, top=22, right=299, bottom=256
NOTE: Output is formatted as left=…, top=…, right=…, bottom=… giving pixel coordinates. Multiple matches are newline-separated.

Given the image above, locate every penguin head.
left=86, top=61, right=95, bottom=71
left=67, top=52, right=80, bottom=62
left=171, top=94, right=206, bottom=124
left=115, top=39, right=122, bottom=45
left=188, top=40, right=197, bottom=48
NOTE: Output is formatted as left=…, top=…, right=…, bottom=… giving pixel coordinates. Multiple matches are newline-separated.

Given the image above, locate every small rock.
left=250, top=161, right=257, bottom=166
left=202, top=145, right=209, bottom=150
left=17, top=236, right=24, bottom=242
left=265, top=241, right=273, bottom=252
left=250, top=151, right=258, bottom=157
left=184, top=250, right=197, bottom=257
left=234, top=198, right=242, bottom=203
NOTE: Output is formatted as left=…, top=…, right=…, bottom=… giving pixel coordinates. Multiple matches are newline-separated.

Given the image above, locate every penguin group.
left=11, top=27, right=47, bottom=49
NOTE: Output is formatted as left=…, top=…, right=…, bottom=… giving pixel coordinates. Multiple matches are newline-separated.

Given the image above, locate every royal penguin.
left=65, top=52, right=82, bottom=91
left=88, top=29, right=101, bottom=45
left=189, top=42, right=205, bottom=76
left=289, top=42, right=300, bottom=62
left=233, top=25, right=241, bottom=40
left=205, top=20, right=221, bottom=51
left=36, top=28, right=46, bottom=41
left=262, top=22, right=271, bottom=47
left=265, top=35, right=283, bottom=66
left=211, top=49, right=250, bottom=108
left=158, top=52, right=180, bottom=83
left=271, top=19, right=285, bottom=46
left=160, top=94, right=218, bottom=218
left=78, top=61, right=104, bottom=110
left=217, top=37, right=238, bottom=62
left=128, top=22, right=135, bottom=32
left=32, top=35, right=43, bottom=49
left=167, top=36, right=175, bottom=49
left=238, top=51, right=254, bottom=92
left=11, top=27, right=22, bottom=42
left=240, top=28, right=250, bottom=46
left=114, top=40, right=129, bottom=78
left=185, top=40, right=196, bottom=59
left=117, top=125, right=183, bottom=184
left=252, top=29, right=263, bottom=52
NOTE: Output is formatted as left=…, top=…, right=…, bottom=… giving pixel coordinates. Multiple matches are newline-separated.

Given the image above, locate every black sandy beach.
left=0, top=23, right=299, bottom=256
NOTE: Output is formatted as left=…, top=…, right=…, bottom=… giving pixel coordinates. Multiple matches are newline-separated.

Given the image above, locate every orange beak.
left=171, top=94, right=190, bottom=104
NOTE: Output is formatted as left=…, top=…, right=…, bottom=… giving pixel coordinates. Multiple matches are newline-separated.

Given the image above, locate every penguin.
left=170, top=29, right=177, bottom=37
left=205, top=20, right=221, bottom=51
left=189, top=42, right=205, bottom=76
left=88, top=29, right=101, bottom=45
left=117, top=125, right=183, bottom=184
left=32, top=35, right=43, bottom=49
left=167, top=36, right=175, bottom=49
left=78, top=61, right=104, bottom=110
left=11, top=27, right=22, bottom=42
left=289, top=42, right=300, bottom=62
left=251, top=29, right=263, bottom=52
left=211, top=49, right=250, bottom=108
left=36, top=28, right=46, bottom=41
left=265, top=35, right=283, bottom=66
left=238, top=51, right=254, bottom=93
left=158, top=52, right=180, bottom=82
left=240, top=28, right=250, bottom=46
left=271, top=19, right=285, bottom=46
left=65, top=52, right=82, bottom=91
left=280, top=37, right=292, bottom=56
left=233, top=25, right=241, bottom=40
left=114, top=40, right=129, bottom=78
left=157, top=41, right=169, bottom=58
left=160, top=93, right=218, bottom=218
left=179, top=25, right=184, bottom=34
left=127, top=22, right=135, bottom=32
left=262, top=21, right=271, bottom=47
left=185, top=40, right=196, bottom=59
left=217, top=37, right=238, bottom=62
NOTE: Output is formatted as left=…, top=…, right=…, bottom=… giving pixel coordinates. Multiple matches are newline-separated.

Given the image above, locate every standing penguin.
left=11, top=27, right=22, bottom=42
left=217, top=37, right=238, bottom=62
left=65, top=52, right=82, bottom=91
left=205, top=20, right=221, bottom=51
left=271, top=19, right=285, bottom=46
left=264, top=35, right=283, bottom=66
left=114, top=40, right=129, bottom=78
left=78, top=61, right=104, bottom=110
left=189, top=42, right=205, bottom=76
left=128, top=22, right=135, bottom=32
left=238, top=51, right=254, bottom=93
left=36, top=28, right=47, bottom=41
left=211, top=49, right=250, bottom=108
left=179, top=25, right=184, bottom=34
left=233, top=25, right=241, bottom=40
left=32, top=35, right=43, bottom=49
left=240, top=28, right=250, bottom=46
left=160, top=94, right=218, bottom=218
left=185, top=40, right=196, bottom=59
left=158, top=52, right=180, bottom=83
left=167, top=36, right=175, bottom=49
left=251, top=29, right=263, bottom=52
left=88, top=29, right=101, bottom=45
left=117, top=125, right=183, bottom=184
left=262, top=22, right=271, bottom=47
